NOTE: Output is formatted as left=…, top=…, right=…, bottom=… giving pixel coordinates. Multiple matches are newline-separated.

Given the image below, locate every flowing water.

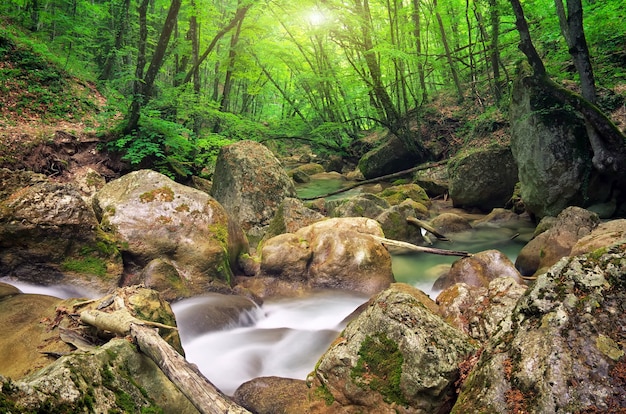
left=2, top=177, right=536, bottom=397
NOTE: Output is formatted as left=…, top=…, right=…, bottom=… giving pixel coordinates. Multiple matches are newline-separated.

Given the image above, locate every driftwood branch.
left=371, top=235, right=471, bottom=257
left=406, top=216, right=450, bottom=241
left=300, top=161, right=448, bottom=201
left=80, top=310, right=251, bottom=414
left=131, top=325, right=251, bottom=414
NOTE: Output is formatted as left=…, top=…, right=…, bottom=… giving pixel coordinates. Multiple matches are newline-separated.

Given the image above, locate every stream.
left=1, top=177, right=536, bottom=397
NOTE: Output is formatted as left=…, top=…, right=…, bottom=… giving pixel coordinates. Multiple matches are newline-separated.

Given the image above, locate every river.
left=1, top=178, right=535, bottom=396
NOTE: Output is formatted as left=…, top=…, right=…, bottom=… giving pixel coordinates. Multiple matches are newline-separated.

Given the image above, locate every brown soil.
left=0, top=80, right=127, bottom=182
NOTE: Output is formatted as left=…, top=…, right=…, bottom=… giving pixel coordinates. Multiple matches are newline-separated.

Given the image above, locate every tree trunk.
left=488, top=0, right=502, bottom=101
left=99, top=0, right=131, bottom=81
left=508, top=0, right=546, bottom=77
left=131, top=325, right=252, bottom=414
left=433, top=0, right=464, bottom=102
left=411, top=0, right=428, bottom=103
left=182, top=5, right=251, bottom=85
left=554, top=0, right=596, bottom=103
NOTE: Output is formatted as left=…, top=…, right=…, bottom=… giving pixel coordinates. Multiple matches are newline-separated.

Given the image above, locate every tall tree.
left=125, top=0, right=183, bottom=134
left=433, top=0, right=464, bottom=102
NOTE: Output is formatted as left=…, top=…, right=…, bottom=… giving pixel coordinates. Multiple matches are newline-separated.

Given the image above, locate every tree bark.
left=433, top=0, right=464, bottom=103
left=508, top=0, right=546, bottom=77
left=131, top=325, right=252, bottom=414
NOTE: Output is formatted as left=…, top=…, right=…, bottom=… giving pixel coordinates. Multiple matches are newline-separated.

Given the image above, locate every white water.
left=171, top=291, right=368, bottom=396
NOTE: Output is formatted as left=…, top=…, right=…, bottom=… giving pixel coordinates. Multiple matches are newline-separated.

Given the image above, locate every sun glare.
left=307, top=10, right=327, bottom=27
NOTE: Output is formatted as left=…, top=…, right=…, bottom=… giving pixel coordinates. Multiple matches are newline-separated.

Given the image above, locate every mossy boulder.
left=327, top=193, right=390, bottom=219
left=0, top=169, right=122, bottom=292
left=211, top=140, right=297, bottom=242
left=448, top=146, right=518, bottom=211
left=94, top=169, right=248, bottom=297
left=452, top=241, right=626, bottom=413
left=309, top=283, right=478, bottom=413
left=380, top=183, right=431, bottom=207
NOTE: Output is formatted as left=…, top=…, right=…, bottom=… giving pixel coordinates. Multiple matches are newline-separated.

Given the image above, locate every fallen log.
left=371, top=235, right=471, bottom=257
left=300, top=160, right=448, bottom=201
left=80, top=310, right=251, bottom=414
left=406, top=216, right=450, bottom=241
left=131, top=324, right=252, bottom=414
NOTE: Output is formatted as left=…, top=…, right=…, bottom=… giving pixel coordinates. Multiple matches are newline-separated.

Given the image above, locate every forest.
left=0, top=0, right=625, bottom=179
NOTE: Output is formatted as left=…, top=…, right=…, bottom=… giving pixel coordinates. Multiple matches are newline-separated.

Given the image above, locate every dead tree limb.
left=80, top=310, right=251, bottom=414
left=131, top=325, right=252, bottom=414
left=406, top=216, right=450, bottom=241
left=300, top=160, right=448, bottom=201
left=371, top=235, right=470, bottom=257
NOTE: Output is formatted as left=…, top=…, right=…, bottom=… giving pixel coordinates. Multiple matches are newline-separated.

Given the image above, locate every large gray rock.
left=509, top=72, right=611, bottom=218
left=515, top=206, right=599, bottom=276
left=239, top=218, right=394, bottom=298
left=357, top=134, right=419, bottom=179
left=0, top=169, right=122, bottom=291
left=309, top=283, right=478, bottom=413
left=448, top=146, right=518, bottom=211
left=452, top=241, right=626, bottom=413
left=211, top=140, right=297, bottom=241
left=94, top=169, right=247, bottom=297
left=0, top=338, right=198, bottom=414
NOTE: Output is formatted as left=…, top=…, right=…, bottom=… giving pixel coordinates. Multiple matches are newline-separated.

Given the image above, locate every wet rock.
left=0, top=339, right=198, bottom=414
left=240, top=218, right=394, bottom=298
left=94, top=169, right=247, bottom=297
left=433, top=250, right=524, bottom=291
left=211, top=140, right=297, bottom=242
left=437, top=277, right=527, bottom=342
left=452, top=241, right=626, bottom=413
left=0, top=169, right=122, bottom=291
left=234, top=377, right=311, bottom=414
left=291, top=162, right=325, bottom=177
left=173, top=293, right=259, bottom=340
left=515, top=206, right=599, bottom=276
left=448, top=146, right=518, bottom=211
left=309, top=283, right=477, bottom=413
left=430, top=212, right=472, bottom=234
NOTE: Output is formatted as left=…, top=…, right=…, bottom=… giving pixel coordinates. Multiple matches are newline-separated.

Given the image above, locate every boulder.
left=262, top=197, right=325, bottom=242
left=94, top=169, right=247, bottom=297
left=515, top=206, right=599, bottom=276
left=308, top=283, right=478, bottom=413
left=240, top=218, right=394, bottom=298
left=436, top=277, right=527, bottom=342
left=413, top=163, right=449, bottom=197
left=375, top=200, right=429, bottom=245
left=357, top=134, right=418, bottom=179
left=379, top=183, right=431, bottom=207
left=211, top=140, right=297, bottom=241
left=452, top=241, right=626, bottom=413
left=0, top=338, right=198, bottom=414
left=509, top=71, right=611, bottom=218
left=571, top=218, right=626, bottom=256
left=0, top=169, right=122, bottom=292
left=234, top=377, right=311, bottom=414
left=430, top=212, right=472, bottom=234
left=448, top=146, right=518, bottom=211
left=327, top=193, right=390, bottom=219
left=433, top=250, right=525, bottom=291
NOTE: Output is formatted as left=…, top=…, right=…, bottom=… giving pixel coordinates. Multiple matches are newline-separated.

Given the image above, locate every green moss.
left=114, top=390, right=135, bottom=413
left=314, top=384, right=335, bottom=406
left=351, top=333, right=408, bottom=407
left=139, top=186, right=175, bottom=203
left=62, top=256, right=107, bottom=277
